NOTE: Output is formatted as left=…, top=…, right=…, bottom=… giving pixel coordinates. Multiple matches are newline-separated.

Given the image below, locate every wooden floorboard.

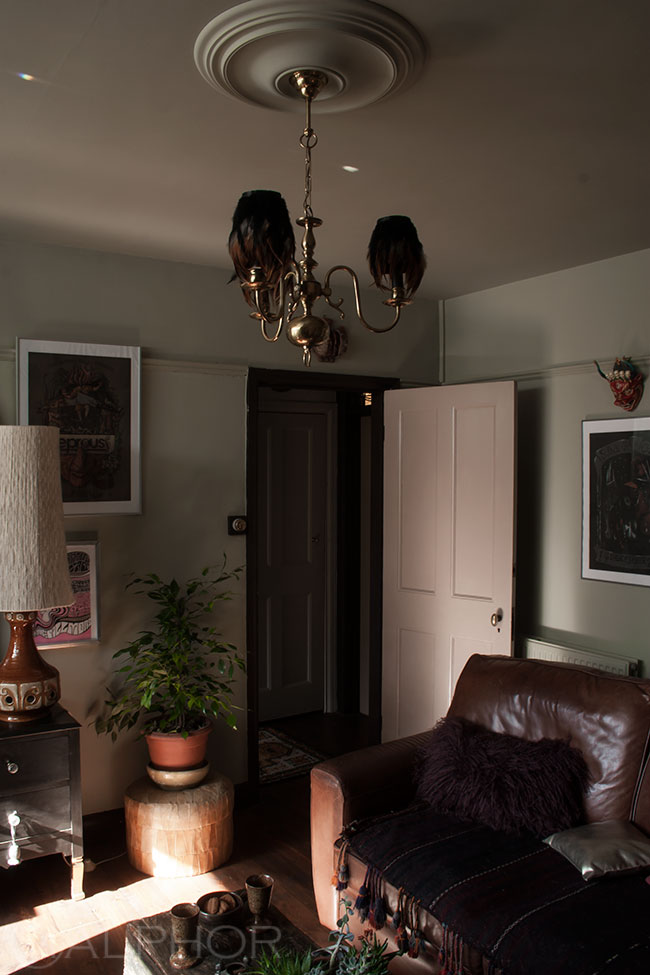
left=0, top=775, right=327, bottom=974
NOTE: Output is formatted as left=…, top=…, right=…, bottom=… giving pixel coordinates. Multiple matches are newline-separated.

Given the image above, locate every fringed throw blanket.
left=342, top=805, right=650, bottom=975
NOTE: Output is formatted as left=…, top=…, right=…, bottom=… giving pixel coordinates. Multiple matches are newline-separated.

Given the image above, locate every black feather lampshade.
left=228, top=190, right=296, bottom=304
left=368, top=215, right=426, bottom=301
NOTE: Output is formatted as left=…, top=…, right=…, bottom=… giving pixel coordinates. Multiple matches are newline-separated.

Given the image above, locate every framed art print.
left=34, top=541, right=100, bottom=648
left=18, top=339, right=141, bottom=514
left=582, top=416, right=650, bottom=586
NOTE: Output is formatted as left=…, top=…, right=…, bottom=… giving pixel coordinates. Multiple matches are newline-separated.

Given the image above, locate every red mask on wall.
left=594, top=358, right=644, bottom=412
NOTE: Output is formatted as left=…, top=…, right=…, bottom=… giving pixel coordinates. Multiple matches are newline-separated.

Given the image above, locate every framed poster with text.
left=18, top=339, right=141, bottom=514
left=582, top=415, right=650, bottom=586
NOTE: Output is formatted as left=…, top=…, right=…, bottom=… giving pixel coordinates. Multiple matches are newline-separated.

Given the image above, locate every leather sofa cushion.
left=344, top=803, right=650, bottom=975
left=447, top=655, right=650, bottom=827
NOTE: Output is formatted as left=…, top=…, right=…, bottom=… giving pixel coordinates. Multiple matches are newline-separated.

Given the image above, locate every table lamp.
left=0, top=426, right=74, bottom=722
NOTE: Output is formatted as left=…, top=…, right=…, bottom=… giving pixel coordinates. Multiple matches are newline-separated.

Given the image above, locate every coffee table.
left=123, top=892, right=320, bottom=975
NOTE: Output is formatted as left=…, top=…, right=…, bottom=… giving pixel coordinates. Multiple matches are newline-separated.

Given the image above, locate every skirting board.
left=523, top=637, right=640, bottom=678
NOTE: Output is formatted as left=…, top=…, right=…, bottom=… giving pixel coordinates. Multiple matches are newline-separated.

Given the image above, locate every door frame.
left=246, top=368, right=398, bottom=791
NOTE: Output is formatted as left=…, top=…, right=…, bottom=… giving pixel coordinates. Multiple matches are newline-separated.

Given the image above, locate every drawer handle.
left=7, top=810, right=20, bottom=865
left=5, top=760, right=19, bottom=775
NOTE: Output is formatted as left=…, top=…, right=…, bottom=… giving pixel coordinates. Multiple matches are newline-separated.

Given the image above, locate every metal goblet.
left=170, top=902, right=200, bottom=969
left=245, top=873, right=274, bottom=929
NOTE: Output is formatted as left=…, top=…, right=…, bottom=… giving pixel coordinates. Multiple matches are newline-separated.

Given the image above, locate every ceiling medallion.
left=193, top=0, right=426, bottom=113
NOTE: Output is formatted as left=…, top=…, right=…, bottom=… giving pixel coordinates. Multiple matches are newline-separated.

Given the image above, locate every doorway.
left=256, top=387, right=336, bottom=722
left=246, top=368, right=397, bottom=788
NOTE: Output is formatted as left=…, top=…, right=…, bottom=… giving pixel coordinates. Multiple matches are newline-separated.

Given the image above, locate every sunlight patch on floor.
left=2, top=871, right=229, bottom=974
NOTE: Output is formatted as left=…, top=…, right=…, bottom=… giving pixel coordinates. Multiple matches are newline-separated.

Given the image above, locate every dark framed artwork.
left=18, top=339, right=141, bottom=514
left=582, top=416, right=650, bottom=586
left=34, top=541, right=100, bottom=648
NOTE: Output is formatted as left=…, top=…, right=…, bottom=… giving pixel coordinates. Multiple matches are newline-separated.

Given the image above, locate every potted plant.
left=246, top=898, right=397, bottom=975
left=95, top=559, right=244, bottom=771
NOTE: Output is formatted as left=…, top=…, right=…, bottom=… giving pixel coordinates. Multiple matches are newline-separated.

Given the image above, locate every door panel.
left=258, top=409, right=330, bottom=721
left=453, top=405, right=496, bottom=597
left=383, top=381, right=516, bottom=741
left=399, top=408, right=437, bottom=593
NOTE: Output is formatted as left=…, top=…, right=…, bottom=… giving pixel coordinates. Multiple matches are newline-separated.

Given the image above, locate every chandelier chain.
left=300, top=93, right=318, bottom=220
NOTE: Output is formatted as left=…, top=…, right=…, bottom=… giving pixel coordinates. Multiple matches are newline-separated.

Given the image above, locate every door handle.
left=490, top=609, right=503, bottom=627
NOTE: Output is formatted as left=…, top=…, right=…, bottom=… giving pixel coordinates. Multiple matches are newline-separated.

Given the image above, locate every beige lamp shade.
left=0, top=426, right=73, bottom=612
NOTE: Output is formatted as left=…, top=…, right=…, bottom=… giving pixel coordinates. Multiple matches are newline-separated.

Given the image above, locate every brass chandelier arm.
left=251, top=266, right=302, bottom=342
left=251, top=289, right=283, bottom=342
left=259, top=315, right=283, bottom=343
left=323, top=265, right=403, bottom=334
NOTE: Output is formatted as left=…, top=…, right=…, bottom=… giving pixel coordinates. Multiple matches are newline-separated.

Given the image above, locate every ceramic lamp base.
left=0, top=613, right=60, bottom=722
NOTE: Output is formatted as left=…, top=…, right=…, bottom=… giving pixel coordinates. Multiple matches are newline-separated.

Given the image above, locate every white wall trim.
left=144, top=357, right=247, bottom=378
left=0, top=347, right=248, bottom=379
left=443, top=353, right=650, bottom=386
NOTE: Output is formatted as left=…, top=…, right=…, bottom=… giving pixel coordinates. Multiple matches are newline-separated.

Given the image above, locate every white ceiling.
left=1, top=0, right=649, bottom=298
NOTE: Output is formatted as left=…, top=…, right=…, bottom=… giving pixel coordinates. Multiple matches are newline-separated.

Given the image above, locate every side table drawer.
left=0, top=786, right=71, bottom=843
left=0, top=734, right=70, bottom=793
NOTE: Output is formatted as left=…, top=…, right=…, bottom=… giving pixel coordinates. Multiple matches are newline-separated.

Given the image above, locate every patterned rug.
left=258, top=727, right=326, bottom=784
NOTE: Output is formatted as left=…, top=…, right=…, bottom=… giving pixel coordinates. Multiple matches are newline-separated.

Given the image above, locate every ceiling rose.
left=193, top=0, right=426, bottom=113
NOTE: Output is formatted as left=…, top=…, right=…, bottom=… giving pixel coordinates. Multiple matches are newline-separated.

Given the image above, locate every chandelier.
left=194, top=1, right=427, bottom=367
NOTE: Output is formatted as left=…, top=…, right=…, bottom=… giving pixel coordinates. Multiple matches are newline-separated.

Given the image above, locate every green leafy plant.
left=236, top=897, right=396, bottom=975
left=94, top=559, right=244, bottom=739
left=334, top=936, right=395, bottom=975
left=245, top=926, right=393, bottom=975
left=248, top=948, right=324, bottom=975
left=327, top=896, right=356, bottom=968
left=328, top=896, right=399, bottom=975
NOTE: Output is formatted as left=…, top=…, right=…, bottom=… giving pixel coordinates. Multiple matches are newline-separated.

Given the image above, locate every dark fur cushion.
left=416, top=716, right=590, bottom=837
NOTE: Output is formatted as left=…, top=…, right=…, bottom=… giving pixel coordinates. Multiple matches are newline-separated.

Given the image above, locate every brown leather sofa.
left=310, top=654, right=650, bottom=975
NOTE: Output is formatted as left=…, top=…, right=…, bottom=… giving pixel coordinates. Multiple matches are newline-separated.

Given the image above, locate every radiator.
left=522, top=636, right=640, bottom=678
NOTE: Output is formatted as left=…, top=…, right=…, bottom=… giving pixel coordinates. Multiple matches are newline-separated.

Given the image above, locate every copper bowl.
left=197, top=890, right=244, bottom=928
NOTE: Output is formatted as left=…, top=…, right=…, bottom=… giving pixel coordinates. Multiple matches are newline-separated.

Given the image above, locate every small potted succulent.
left=95, top=559, right=244, bottom=772
left=246, top=897, right=396, bottom=975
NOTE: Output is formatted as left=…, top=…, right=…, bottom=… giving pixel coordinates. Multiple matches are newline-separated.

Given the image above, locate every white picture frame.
left=582, top=415, right=650, bottom=586
left=18, top=339, right=141, bottom=514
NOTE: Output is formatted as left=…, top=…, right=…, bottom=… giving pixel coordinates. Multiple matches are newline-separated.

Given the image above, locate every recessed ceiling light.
left=342, top=165, right=359, bottom=173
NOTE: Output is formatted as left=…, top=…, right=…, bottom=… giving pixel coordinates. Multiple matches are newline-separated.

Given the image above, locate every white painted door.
left=382, top=381, right=516, bottom=740
left=257, top=405, right=334, bottom=721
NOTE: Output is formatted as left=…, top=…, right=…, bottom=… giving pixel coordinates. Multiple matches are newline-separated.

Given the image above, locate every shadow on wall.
left=395, top=303, right=440, bottom=383
left=443, top=311, right=549, bottom=384
left=514, top=383, right=546, bottom=640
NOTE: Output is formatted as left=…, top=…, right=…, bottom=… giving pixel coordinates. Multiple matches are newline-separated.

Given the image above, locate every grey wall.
left=0, top=236, right=438, bottom=813
left=444, top=248, right=650, bottom=673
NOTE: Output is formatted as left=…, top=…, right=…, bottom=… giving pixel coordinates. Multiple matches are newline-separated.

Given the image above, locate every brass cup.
left=170, top=902, right=200, bottom=969
left=245, top=873, right=274, bottom=928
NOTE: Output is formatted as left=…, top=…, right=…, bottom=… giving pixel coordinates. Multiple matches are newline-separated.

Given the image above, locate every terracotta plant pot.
left=145, top=724, right=211, bottom=770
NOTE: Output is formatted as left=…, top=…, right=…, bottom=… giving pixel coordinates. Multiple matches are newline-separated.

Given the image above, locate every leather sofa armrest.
left=310, top=733, right=428, bottom=928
